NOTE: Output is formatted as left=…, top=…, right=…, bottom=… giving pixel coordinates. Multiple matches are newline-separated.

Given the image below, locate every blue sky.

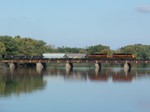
left=0, top=0, right=150, bottom=49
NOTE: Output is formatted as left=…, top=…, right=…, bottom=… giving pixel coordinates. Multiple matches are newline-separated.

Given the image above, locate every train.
left=1, top=53, right=136, bottom=60
left=112, top=53, right=135, bottom=60
left=86, top=53, right=136, bottom=60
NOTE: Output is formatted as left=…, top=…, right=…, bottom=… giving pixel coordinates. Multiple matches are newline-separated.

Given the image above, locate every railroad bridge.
left=1, top=59, right=150, bottom=71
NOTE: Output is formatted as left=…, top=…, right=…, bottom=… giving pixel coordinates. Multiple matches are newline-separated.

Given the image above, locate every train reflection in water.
left=1, top=66, right=150, bottom=97
left=1, top=66, right=150, bottom=84
left=42, top=67, right=150, bottom=82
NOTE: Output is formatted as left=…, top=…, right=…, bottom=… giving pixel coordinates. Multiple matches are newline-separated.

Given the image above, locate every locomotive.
left=86, top=53, right=135, bottom=60
left=112, top=53, right=136, bottom=60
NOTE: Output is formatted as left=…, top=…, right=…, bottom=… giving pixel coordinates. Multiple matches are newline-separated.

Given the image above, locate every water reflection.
left=1, top=66, right=150, bottom=97
left=43, top=67, right=150, bottom=82
left=0, top=68, right=46, bottom=97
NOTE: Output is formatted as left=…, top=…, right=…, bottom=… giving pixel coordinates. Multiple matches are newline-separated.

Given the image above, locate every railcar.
left=13, top=55, right=28, bottom=60
left=30, top=56, right=43, bottom=60
left=2, top=55, right=43, bottom=60
left=3, top=55, right=25, bottom=60
left=42, top=53, right=66, bottom=59
left=112, top=53, right=136, bottom=60
left=2, top=55, right=13, bottom=60
left=2, top=55, right=24, bottom=60
left=65, top=53, right=87, bottom=59
left=86, top=53, right=109, bottom=60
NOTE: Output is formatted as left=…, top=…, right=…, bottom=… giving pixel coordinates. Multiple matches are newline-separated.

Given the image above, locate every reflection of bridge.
left=1, top=59, right=150, bottom=70
left=1, top=67, right=150, bottom=97
left=42, top=67, right=150, bottom=82
left=1, top=67, right=150, bottom=84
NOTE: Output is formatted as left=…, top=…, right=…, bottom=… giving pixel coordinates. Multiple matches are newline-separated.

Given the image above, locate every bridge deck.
left=1, top=59, right=150, bottom=64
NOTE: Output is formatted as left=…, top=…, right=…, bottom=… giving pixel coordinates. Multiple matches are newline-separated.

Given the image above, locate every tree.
left=0, top=35, right=52, bottom=56
left=86, top=44, right=111, bottom=54
left=119, top=44, right=150, bottom=60
left=0, top=42, right=6, bottom=59
left=0, top=36, right=18, bottom=55
left=0, top=42, right=6, bottom=54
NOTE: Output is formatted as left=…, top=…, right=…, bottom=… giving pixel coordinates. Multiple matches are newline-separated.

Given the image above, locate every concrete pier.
left=95, top=60, right=101, bottom=70
left=9, top=63, right=16, bottom=69
left=36, top=62, right=45, bottom=74
left=124, top=61, right=131, bottom=72
left=36, top=63, right=43, bottom=69
left=66, top=61, right=73, bottom=74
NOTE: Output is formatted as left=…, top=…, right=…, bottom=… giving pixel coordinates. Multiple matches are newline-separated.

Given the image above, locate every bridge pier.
left=124, top=61, right=131, bottom=72
left=36, top=62, right=46, bottom=69
left=95, top=60, right=101, bottom=70
left=66, top=61, right=73, bottom=72
left=9, top=63, right=16, bottom=69
left=36, top=63, right=44, bottom=74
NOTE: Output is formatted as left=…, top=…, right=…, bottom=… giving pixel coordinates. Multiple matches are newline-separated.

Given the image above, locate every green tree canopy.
left=119, top=44, right=150, bottom=60
left=0, top=42, right=6, bottom=54
left=0, top=36, right=18, bottom=55
left=0, top=35, right=50, bottom=56
left=86, top=44, right=111, bottom=54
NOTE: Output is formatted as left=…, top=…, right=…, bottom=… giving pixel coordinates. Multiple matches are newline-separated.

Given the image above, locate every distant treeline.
left=0, top=35, right=150, bottom=59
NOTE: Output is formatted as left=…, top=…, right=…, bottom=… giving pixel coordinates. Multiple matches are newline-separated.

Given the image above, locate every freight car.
left=2, top=55, right=25, bottom=60
left=2, top=55, right=43, bottom=60
left=42, top=53, right=66, bottom=59
left=65, top=53, right=87, bottom=59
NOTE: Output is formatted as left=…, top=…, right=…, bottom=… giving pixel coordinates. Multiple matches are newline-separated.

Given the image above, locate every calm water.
left=0, top=65, right=150, bottom=112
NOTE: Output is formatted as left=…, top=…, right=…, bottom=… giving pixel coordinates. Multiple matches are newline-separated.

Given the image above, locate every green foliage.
left=14, top=37, right=48, bottom=55
left=0, top=36, right=18, bottom=55
left=86, top=44, right=111, bottom=54
left=0, top=42, right=6, bottom=53
left=0, top=42, right=6, bottom=59
left=0, top=35, right=50, bottom=56
left=56, top=46, right=85, bottom=53
left=0, top=35, right=150, bottom=60
left=119, top=44, right=150, bottom=60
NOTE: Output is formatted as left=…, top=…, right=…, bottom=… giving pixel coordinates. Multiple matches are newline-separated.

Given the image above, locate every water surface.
left=0, top=65, right=150, bottom=112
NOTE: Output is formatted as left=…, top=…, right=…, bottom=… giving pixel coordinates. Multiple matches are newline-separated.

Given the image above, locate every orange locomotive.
left=112, top=53, right=136, bottom=60
left=86, top=53, right=136, bottom=60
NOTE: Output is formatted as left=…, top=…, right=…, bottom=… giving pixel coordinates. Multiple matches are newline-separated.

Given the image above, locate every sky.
left=0, top=0, right=150, bottom=50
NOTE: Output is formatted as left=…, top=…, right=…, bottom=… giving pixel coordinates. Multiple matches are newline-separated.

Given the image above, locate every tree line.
left=0, top=35, right=150, bottom=60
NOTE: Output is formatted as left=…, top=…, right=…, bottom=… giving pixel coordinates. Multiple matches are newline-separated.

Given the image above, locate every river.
left=0, top=65, right=150, bottom=112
